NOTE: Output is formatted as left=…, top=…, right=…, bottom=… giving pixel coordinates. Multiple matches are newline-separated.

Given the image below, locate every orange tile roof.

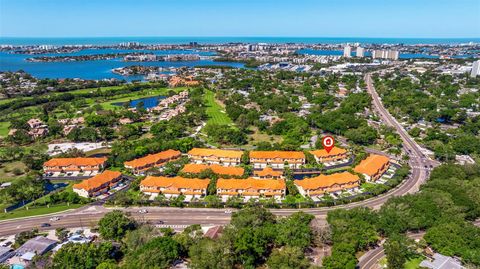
left=181, top=163, right=244, bottom=176
left=353, top=154, right=390, bottom=176
left=294, top=171, right=360, bottom=191
left=254, top=167, right=283, bottom=177
left=187, top=148, right=243, bottom=159
left=250, top=150, right=305, bottom=159
left=217, top=178, right=286, bottom=191
left=310, top=146, right=347, bottom=158
left=44, top=157, right=107, bottom=167
left=140, top=176, right=209, bottom=190
left=73, top=170, right=122, bottom=192
left=124, top=149, right=181, bottom=169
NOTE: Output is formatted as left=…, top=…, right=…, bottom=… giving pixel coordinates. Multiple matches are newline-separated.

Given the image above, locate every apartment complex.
left=216, top=178, right=286, bottom=200
left=309, top=146, right=348, bottom=163
left=249, top=151, right=305, bottom=170
left=168, top=75, right=200, bottom=87
left=180, top=163, right=244, bottom=177
left=356, top=46, right=365, bottom=57
left=343, top=45, right=352, bottom=58
left=124, top=149, right=181, bottom=175
left=294, top=171, right=360, bottom=197
left=43, top=157, right=107, bottom=174
left=140, top=176, right=209, bottom=199
left=72, top=170, right=122, bottom=198
left=354, top=154, right=390, bottom=181
left=372, top=49, right=400, bottom=60
left=187, top=148, right=243, bottom=166
left=471, top=60, right=480, bottom=77
left=253, top=167, right=283, bottom=179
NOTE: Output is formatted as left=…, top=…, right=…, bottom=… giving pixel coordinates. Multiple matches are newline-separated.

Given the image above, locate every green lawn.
left=0, top=122, right=10, bottom=137
left=404, top=257, right=423, bottom=269
left=360, top=183, right=377, bottom=192
left=0, top=161, right=28, bottom=183
left=0, top=84, right=178, bottom=112
left=204, top=90, right=233, bottom=126
left=0, top=204, right=83, bottom=221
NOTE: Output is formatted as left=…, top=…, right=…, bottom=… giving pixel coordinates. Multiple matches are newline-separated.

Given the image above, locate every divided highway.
left=0, top=73, right=438, bottom=269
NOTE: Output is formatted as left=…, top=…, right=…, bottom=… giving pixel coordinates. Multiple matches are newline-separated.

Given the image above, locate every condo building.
left=471, top=60, right=480, bottom=77
left=72, top=170, right=123, bottom=198
left=43, top=157, right=107, bottom=175
left=140, top=176, right=209, bottom=199
left=294, top=171, right=360, bottom=197
left=216, top=178, right=286, bottom=201
left=353, top=154, right=390, bottom=182
left=356, top=46, right=365, bottom=57
left=253, top=167, right=283, bottom=179
left=187, top=148, right=243, bottom=166
left=309, top=146, right=349, bottom=163
left=180, top=163, right=244, bottom=177
left=371, top=49, right=399, bottom=60
left=124, top=149, right=181, bottom=175
left=343, top=45, right=352, bottom=58
left=249, top=151, right=305, bottom=170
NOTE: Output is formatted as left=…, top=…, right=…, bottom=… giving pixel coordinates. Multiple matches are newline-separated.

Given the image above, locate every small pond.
left=113, top=95, right=166, bottom=109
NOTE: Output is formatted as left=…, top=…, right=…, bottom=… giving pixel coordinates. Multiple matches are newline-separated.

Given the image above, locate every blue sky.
left=1, top=0, right=479, bottom=37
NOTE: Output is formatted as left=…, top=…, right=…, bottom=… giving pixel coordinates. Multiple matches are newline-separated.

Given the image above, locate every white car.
left=138, top=209, right=148, bottom=214
left=224, top=210, right=232, bottom=214
left=49, top=217, right=60, bottom=221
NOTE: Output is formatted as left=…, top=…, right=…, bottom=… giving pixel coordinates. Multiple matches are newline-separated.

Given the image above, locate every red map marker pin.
left=322, top=136, right=335, bottom=153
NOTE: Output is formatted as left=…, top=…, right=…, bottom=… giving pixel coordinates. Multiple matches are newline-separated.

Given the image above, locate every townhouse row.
left=48, top=149, right=391, bottom=200
left=186, top=147, right=349, bottom=169
left=42, top=147, right=351, bottom=177
left=138, top=172, right=356, bottom=201
left=72, top=170, right=123, bottom=198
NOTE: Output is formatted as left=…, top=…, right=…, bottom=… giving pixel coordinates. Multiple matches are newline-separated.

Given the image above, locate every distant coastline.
left=2, top=36, right=480, bottom=45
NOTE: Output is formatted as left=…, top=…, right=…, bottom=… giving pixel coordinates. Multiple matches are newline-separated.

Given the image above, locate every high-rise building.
left=371, top=50, right=382, bottom=59
left=343, top=45, right=352, bottom=58
left=356, top=47, right=365, bottom=57
left=471, top=60, right=480, bottom=77
left=371, top=49, right=399, bottom=60
left=388, top=50, right=399, bottom=60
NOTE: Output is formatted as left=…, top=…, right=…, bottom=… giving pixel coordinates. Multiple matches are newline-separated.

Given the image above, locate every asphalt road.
left=0, top=74, right=437, bottom=248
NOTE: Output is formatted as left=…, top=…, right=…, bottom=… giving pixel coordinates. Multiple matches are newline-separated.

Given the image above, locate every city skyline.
left=1, top=0, right=479, bottom=38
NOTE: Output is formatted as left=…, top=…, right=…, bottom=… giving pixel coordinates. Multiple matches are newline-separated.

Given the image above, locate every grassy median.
left=0, top=204, right=83, bottom=221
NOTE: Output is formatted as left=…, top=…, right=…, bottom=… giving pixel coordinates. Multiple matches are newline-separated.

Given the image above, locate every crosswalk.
left=155, top=224, right=189, bottom=230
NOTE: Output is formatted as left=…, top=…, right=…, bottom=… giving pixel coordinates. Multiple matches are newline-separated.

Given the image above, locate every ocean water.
left=1, top=36, right=480, bottom=45
left=0, top=49, right=242, bottom=80
left=1, top=37, right=479, bottom=80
